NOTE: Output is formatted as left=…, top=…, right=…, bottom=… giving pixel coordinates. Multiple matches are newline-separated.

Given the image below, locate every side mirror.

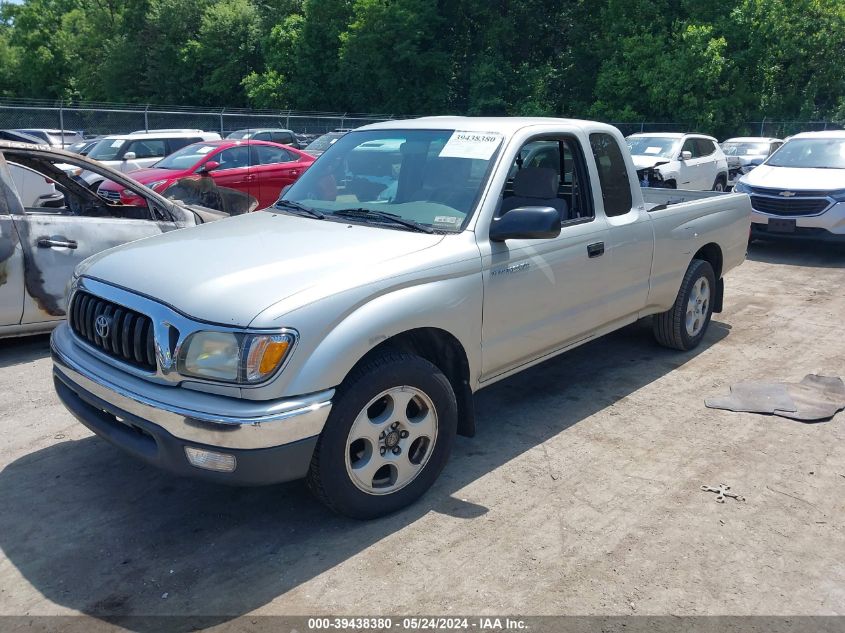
left=199, top=160, right=220, bottom=173
left=123, top=151, right=137, bottom=161
left=680, top=150, right=693, bottom=161
left=490, top=206, right=561, bottom=242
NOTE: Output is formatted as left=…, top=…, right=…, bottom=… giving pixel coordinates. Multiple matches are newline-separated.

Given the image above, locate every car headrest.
left=513, top=167, right=559, bottom=199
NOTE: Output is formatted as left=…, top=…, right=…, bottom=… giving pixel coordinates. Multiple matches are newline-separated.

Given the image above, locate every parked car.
left=227, top=128, right=301, bottom=149
left=0, top=141, right=234, bottom=338
left=303, top=131, right=347, bottom=157
left=627, top=132, right=729, bottom=190
left=735, top=131, right=845, bottom=243
left=66, top=138, right=103, bottom=156
left=81, top=131, right=221, bottom=189
left=97, top=140, right=315, bottom=210
left=51, top=117, right=751, bottom=518
left=721, top=137, right=784, bottom=188
left=13, top=129, right=84, bottom=148
left=0, top=129, right=46, bottom=145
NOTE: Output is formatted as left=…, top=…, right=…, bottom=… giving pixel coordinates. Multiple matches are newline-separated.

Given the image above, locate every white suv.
left=736, top=131, right=845, bottom=243
left=80, top=130, right=220, bottom=188
left=627, top=133, right=729, bottom=191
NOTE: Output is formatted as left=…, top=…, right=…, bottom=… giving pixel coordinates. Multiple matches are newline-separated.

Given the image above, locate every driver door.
left=1, top=151, right=181, bottom=324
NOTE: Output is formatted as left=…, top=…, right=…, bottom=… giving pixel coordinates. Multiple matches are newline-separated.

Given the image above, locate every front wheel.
left=306, top=351, right=457, bottom=519
left=712, top=177, right=726, bottom=192
left=653, top=259, right=716, bottom=351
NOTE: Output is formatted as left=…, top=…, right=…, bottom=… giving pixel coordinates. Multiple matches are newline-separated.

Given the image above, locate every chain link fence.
left=1, top=99, right=842, bottom=142
left=0, top=99, right=396, bottom=138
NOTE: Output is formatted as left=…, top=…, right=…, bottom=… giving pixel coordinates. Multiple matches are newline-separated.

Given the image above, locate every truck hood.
left=79, top=211, right=445, bottom=326
left=742, top=164, right=845, bottom=192
left=631, top=155, right=672, bottom=170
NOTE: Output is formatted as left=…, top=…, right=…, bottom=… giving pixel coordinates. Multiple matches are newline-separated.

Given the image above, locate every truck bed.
left=642, top=187, right=745, bottom=212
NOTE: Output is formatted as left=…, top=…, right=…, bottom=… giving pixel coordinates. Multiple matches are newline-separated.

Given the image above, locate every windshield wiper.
left=273, top=200, right=325, bottom=219
left=331, top=208, right=435, bottom=234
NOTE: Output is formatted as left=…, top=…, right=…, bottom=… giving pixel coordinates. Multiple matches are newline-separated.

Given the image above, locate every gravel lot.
left=0, top=240, right=843, bottom=625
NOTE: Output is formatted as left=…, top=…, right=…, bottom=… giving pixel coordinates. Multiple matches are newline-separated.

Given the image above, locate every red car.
left=98, top=139, right=315, bottom=209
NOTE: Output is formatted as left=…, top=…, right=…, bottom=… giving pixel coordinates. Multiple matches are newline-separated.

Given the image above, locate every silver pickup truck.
left=50, top=117, right=751, bottom=518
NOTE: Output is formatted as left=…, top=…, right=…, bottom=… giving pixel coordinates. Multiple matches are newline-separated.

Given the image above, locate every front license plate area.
left=768, top=218, right=796, bottom=233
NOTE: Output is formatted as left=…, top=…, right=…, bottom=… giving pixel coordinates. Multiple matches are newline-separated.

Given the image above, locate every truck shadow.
left=0, top=320, right=728, bottom=629
left=0, top=333, right=51, bottom=369
left=747, top=240, right=845, bottom=268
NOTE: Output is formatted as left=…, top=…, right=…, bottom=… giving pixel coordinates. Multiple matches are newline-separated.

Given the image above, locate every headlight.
left=178, top=331, right=296, bottom=383
left=829, top=189, right=845, bottom=202
left=734, top=180, right=752, bottom=194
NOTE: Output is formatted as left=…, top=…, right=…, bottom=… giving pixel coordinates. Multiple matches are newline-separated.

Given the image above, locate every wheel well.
left=694, top=242, right=724, bottom=312
left=694, top=242, right=723, bottom=279
left=353, top=328, right=476, bottom=437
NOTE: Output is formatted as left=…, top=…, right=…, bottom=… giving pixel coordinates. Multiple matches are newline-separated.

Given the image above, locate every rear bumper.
left=51, top=324, right=332, bottom=485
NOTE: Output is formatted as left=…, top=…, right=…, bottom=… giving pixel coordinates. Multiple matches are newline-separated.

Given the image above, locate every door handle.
left=37, top=238, right=78, bottom=249
left=587, top=242, right=605, bottom=258
left=246, top=174, right=257, bottom=181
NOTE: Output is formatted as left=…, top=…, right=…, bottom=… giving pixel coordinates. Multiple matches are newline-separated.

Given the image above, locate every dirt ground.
left=0, top=240, right=843, bottom=626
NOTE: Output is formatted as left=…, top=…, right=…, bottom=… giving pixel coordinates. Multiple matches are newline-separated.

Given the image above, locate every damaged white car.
left=0, top=141, right=253, bottom=338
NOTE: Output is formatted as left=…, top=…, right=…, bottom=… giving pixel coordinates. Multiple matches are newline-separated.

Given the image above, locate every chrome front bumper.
left=51, top=323, right=333, bottom=451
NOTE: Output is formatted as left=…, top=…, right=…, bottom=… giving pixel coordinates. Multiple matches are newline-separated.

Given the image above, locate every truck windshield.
left=627, top=137, right=678, bottom=158
left=279, top=129, right=503, bottom=232
left=87, top=138, right=127, bottom=161
left=766, top=138, right=845, bottom=169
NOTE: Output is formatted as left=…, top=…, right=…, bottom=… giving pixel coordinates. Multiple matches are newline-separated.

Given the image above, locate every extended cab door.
left=0, top=154, right=25, bottom=327
left=479, top=134, right=613, bottom=381
left=588, top=132, right=654, bottom=323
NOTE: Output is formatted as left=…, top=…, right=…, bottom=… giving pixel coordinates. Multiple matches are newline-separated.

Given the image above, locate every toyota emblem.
left=95, top=315, right=111, bottom=338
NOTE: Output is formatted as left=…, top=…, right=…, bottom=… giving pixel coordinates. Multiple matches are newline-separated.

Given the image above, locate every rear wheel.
left=306, top=351, right=457, bottom=519
left=653, top=259, right=716, bottom=351
left=712, top=177, right=726, bottom=192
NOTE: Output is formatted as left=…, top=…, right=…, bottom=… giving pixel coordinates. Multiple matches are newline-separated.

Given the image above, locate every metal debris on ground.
left=701, top=484, right=746, bottom=503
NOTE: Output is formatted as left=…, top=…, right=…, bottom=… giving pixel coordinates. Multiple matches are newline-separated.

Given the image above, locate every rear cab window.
left=589, top=133, right=633, bottom=218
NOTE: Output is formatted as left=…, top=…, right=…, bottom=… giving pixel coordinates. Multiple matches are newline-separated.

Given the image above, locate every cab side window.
left=501, top=137, right=593, bottom=222
left=589, top=132, right=633, bottom=218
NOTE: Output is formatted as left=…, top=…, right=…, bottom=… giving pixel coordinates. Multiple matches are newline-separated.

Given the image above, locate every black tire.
left=653, top=259, right=716, bottom=351
left=306, top=351, right=457, bottom=519
left=712, top=177, right=727, bottom=192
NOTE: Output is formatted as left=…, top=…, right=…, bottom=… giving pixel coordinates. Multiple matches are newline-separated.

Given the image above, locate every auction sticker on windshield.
left=440, top=131, right=502, bottom=160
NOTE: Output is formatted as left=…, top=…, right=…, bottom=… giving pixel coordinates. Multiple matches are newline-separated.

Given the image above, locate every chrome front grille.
left=69, top=291, right=157, bottom=371
left=749, top=195, right=830, bottom=216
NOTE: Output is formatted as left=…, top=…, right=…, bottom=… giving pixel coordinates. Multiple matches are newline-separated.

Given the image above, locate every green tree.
left=181, top=0, right=264, bottom=106
left=336, top=0, right=451, bottom=113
